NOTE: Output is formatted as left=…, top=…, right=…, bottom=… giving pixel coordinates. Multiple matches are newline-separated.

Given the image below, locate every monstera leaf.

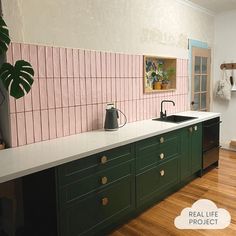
left=0, top=60, right=34, bottom=99
left=0, top=16, right=10, bottom=55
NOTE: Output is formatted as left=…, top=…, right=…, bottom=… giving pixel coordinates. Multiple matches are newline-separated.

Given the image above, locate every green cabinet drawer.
left=58, top=161, right=134, bottom=206
left=136, top=131, right=180, bottom=173
left=136, top=157, right=179, bottom=207
left=57, top=144, right=134, bottom=186
left=59, top=176, right=135, bottom=236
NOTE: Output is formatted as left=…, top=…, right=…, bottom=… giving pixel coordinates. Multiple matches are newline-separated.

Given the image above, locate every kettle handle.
left=117, top=109, right=127, bottom=128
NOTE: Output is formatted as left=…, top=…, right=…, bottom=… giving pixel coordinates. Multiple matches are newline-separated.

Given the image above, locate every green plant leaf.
left=0, top=16, right=10, bottom=55
left=0, top=60, right=34, bottom=99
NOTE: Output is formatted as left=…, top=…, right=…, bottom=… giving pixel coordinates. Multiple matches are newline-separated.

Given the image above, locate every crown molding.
left=177, top=0, right=215, bottom=16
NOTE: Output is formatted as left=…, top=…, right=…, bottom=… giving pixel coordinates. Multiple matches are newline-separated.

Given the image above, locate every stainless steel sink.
left=153, top=115, right=197, bottom=123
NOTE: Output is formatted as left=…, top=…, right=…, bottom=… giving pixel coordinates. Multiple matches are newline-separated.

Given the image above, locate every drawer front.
left=136, top=131, right=180, bottom=173
left=157, top=157, right=179, bottom=192
left=57, top=144, right=134, bottom=186
left=58, top=161, right=134, bottom=206
left=59, top=177, right=135, bottom=236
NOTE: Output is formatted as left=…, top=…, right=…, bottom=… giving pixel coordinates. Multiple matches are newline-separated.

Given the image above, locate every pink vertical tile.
left=86, top=105, right=93, bottom=131
left=61, top=78, right=69, bottom=107
left=101, top=52, right=106, bottom=78
left=85, top=50, right=91, bottom=78
left=111, top=53, right=116, bottom=78
left=135, top=55, right=140, bottom=77
left=75, top=106, right=82, bottom=133
left=80, top=78, right=86, bottom=105
left=81, top=105, right=87, bottom=132
left=73, top=49, right=79, bottom=77
left=183, top=59, right=188, bottom=76
left=132, top=55, right=136, bottom=78
left=12, top=43, right=21, bottom=63
left=68, top=79, right=75, bottom=106
left=85, top=78, right=92, bottom=104
left=92, top=104, right=98, bottom=130
left=90, top=51, right=96, bottom=78
left=120, top=101, right=125, bottom=125
left=39, top=79, right=48, bottom=109
left=96, top=51, right=102, bottom=78
left=139, top=56, right=144, bottom=78
left=124, top=101, right=129, bottom=123
left=16, top=98, right=24, bottom=113
left=55, top=108, right=63, bottom=138
left=132, top=100, right=137, bottom=122
left=140, top=99, right=144, bottom=120
left=33, top=110, right=42, bottom=142
left=96, top=78, right=102, bottom=103
left=106, top=78, right=112, bottom=102
left=124, top=54, right=129, bottom=78
left=17, top=113, right=26, bottom=146
left=60, top=48, right=67, bottom=77
left=91, top=77, right=97, bottom=104
left=25, top=111, right=34, bottom=144
left=115, top=54, right=120, bottom=78
left=29, top=45, right=38, bottom=77
left=97, top=103, right=103, bottom=129
left=38, top=46, right=46, bottom=77
left=41, top=110, right=49, bottom=141
left=128, top=78, right=133, bottom=100
left=111, top=78, right=116, bottom=102
left=79, top=50, right=85, bottom=78
left=24, top=91, right=32, bottom=111
left=74, top=79, right=81, bottom=105
left=53, top=47, right=61, bottom=78
left=6, top=43, right=13, bottom=64
left=10, top=114, right=18, bottom=147
left=132, top=78, right=137, bottom=100
left=9, top=96, right=16, bottom=113
left=128, top=100, right=133, bottom=123
left=46, top=46, right=53, bottom=77
left=47, top=79, right=55, bottom=109
left=102, top=78, right=107, bottom=103
left=62, top=107, right=69, bottom=136
left=69, top=107, right=76, bottom=135
left=120, top=78, right=125, bottom=101
left=54, top=79, right=62, bottom=108
left=106, top=52, right=111, bottom=78
left=66, top=48, right=73, bottom=78
left=136, top=100, right=140, bottom=121
left=124, top=78, right=129, bottom=101
left=128, top=55, right=132, bottom=78
left=116, top=78, right=121, bottom=102
left=48, top=109, right=56, bottom=139
left=21, top=44, right=29, bottom=61
left=32, top=79, right=40, bottom=110
left=120, top=54, right=125, bottom=78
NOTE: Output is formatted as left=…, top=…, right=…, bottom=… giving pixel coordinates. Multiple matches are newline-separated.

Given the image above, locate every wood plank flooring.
left=110, top=149, right=236, bottom=236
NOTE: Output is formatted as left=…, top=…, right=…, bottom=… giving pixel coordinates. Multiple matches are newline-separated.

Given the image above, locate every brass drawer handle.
left=194, top=125, right=198, bottom=131
left=102, top=197, right=109, bottom=206
left=189, top=127, right=193, bottom=133
left=160, top=153, right=164, bottom=160
left=160, top=137, right=164, bottom=143
left=101, top=176, right=108, bottom=185
left=100, top=156, right=108, bottom=164
left=160, top=170, right=165, bottom=176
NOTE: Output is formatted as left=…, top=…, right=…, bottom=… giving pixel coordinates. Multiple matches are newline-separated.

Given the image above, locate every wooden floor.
left=110, top=149, right=236, bottom=236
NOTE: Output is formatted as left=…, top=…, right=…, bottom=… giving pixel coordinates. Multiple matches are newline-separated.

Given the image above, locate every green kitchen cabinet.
left=180, top=123, right=202, bottom=180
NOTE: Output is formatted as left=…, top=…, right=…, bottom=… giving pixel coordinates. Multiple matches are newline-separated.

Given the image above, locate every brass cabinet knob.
left=160, top=153, right=164, bottom=160
left=101, top=176, right=108, bottom=185
left=100, top=156, right=108, bottom=164
left=101, top=197, right=109, bottom=206
left=160, top=170, right=165, bottom=176
left=194, top=125, right=198, bottom=131
left=189, top=127, right=193, bottom=133
left=160, top=137, right=164, bottom=143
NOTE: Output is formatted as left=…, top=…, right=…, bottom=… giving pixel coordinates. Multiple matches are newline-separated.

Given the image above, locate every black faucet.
left=160, top=100, right=175, bottom=118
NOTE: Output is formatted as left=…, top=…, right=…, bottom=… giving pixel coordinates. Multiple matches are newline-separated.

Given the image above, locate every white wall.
left=2, top=0, right=214, bottom=58
left=213, top=10, right=236, bottom=148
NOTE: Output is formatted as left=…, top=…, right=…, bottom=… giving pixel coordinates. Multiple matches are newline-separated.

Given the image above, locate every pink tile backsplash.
left=6, top=42, right=189, bottom=147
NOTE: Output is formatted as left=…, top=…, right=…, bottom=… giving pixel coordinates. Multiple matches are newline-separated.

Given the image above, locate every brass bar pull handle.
left=160, top=170, right=165, bottom=176
left=102, top=197, right=109, bottom=206
left=160, top=153, right=164, bottom=160
left=101, top=176, right=108, bottom=185
left=101, top=156, right=108, bottom=164
left=160, top=137, right=164, bottom=143
left=194, top=125, right=198, bottom=131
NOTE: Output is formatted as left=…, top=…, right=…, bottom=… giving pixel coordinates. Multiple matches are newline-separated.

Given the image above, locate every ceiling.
left=188, top=0, right=236, bottom=14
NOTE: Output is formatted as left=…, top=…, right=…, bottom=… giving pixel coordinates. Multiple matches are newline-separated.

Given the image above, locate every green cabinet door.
left=180, top=123, right=202, bottom=180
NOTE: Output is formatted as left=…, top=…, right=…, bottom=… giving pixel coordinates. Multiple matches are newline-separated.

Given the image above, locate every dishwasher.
left=202, top=117, right=221, bottom=171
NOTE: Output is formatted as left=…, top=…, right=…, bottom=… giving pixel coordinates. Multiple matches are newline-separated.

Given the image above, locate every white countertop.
left=0, top=111, right=220, bottom=183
